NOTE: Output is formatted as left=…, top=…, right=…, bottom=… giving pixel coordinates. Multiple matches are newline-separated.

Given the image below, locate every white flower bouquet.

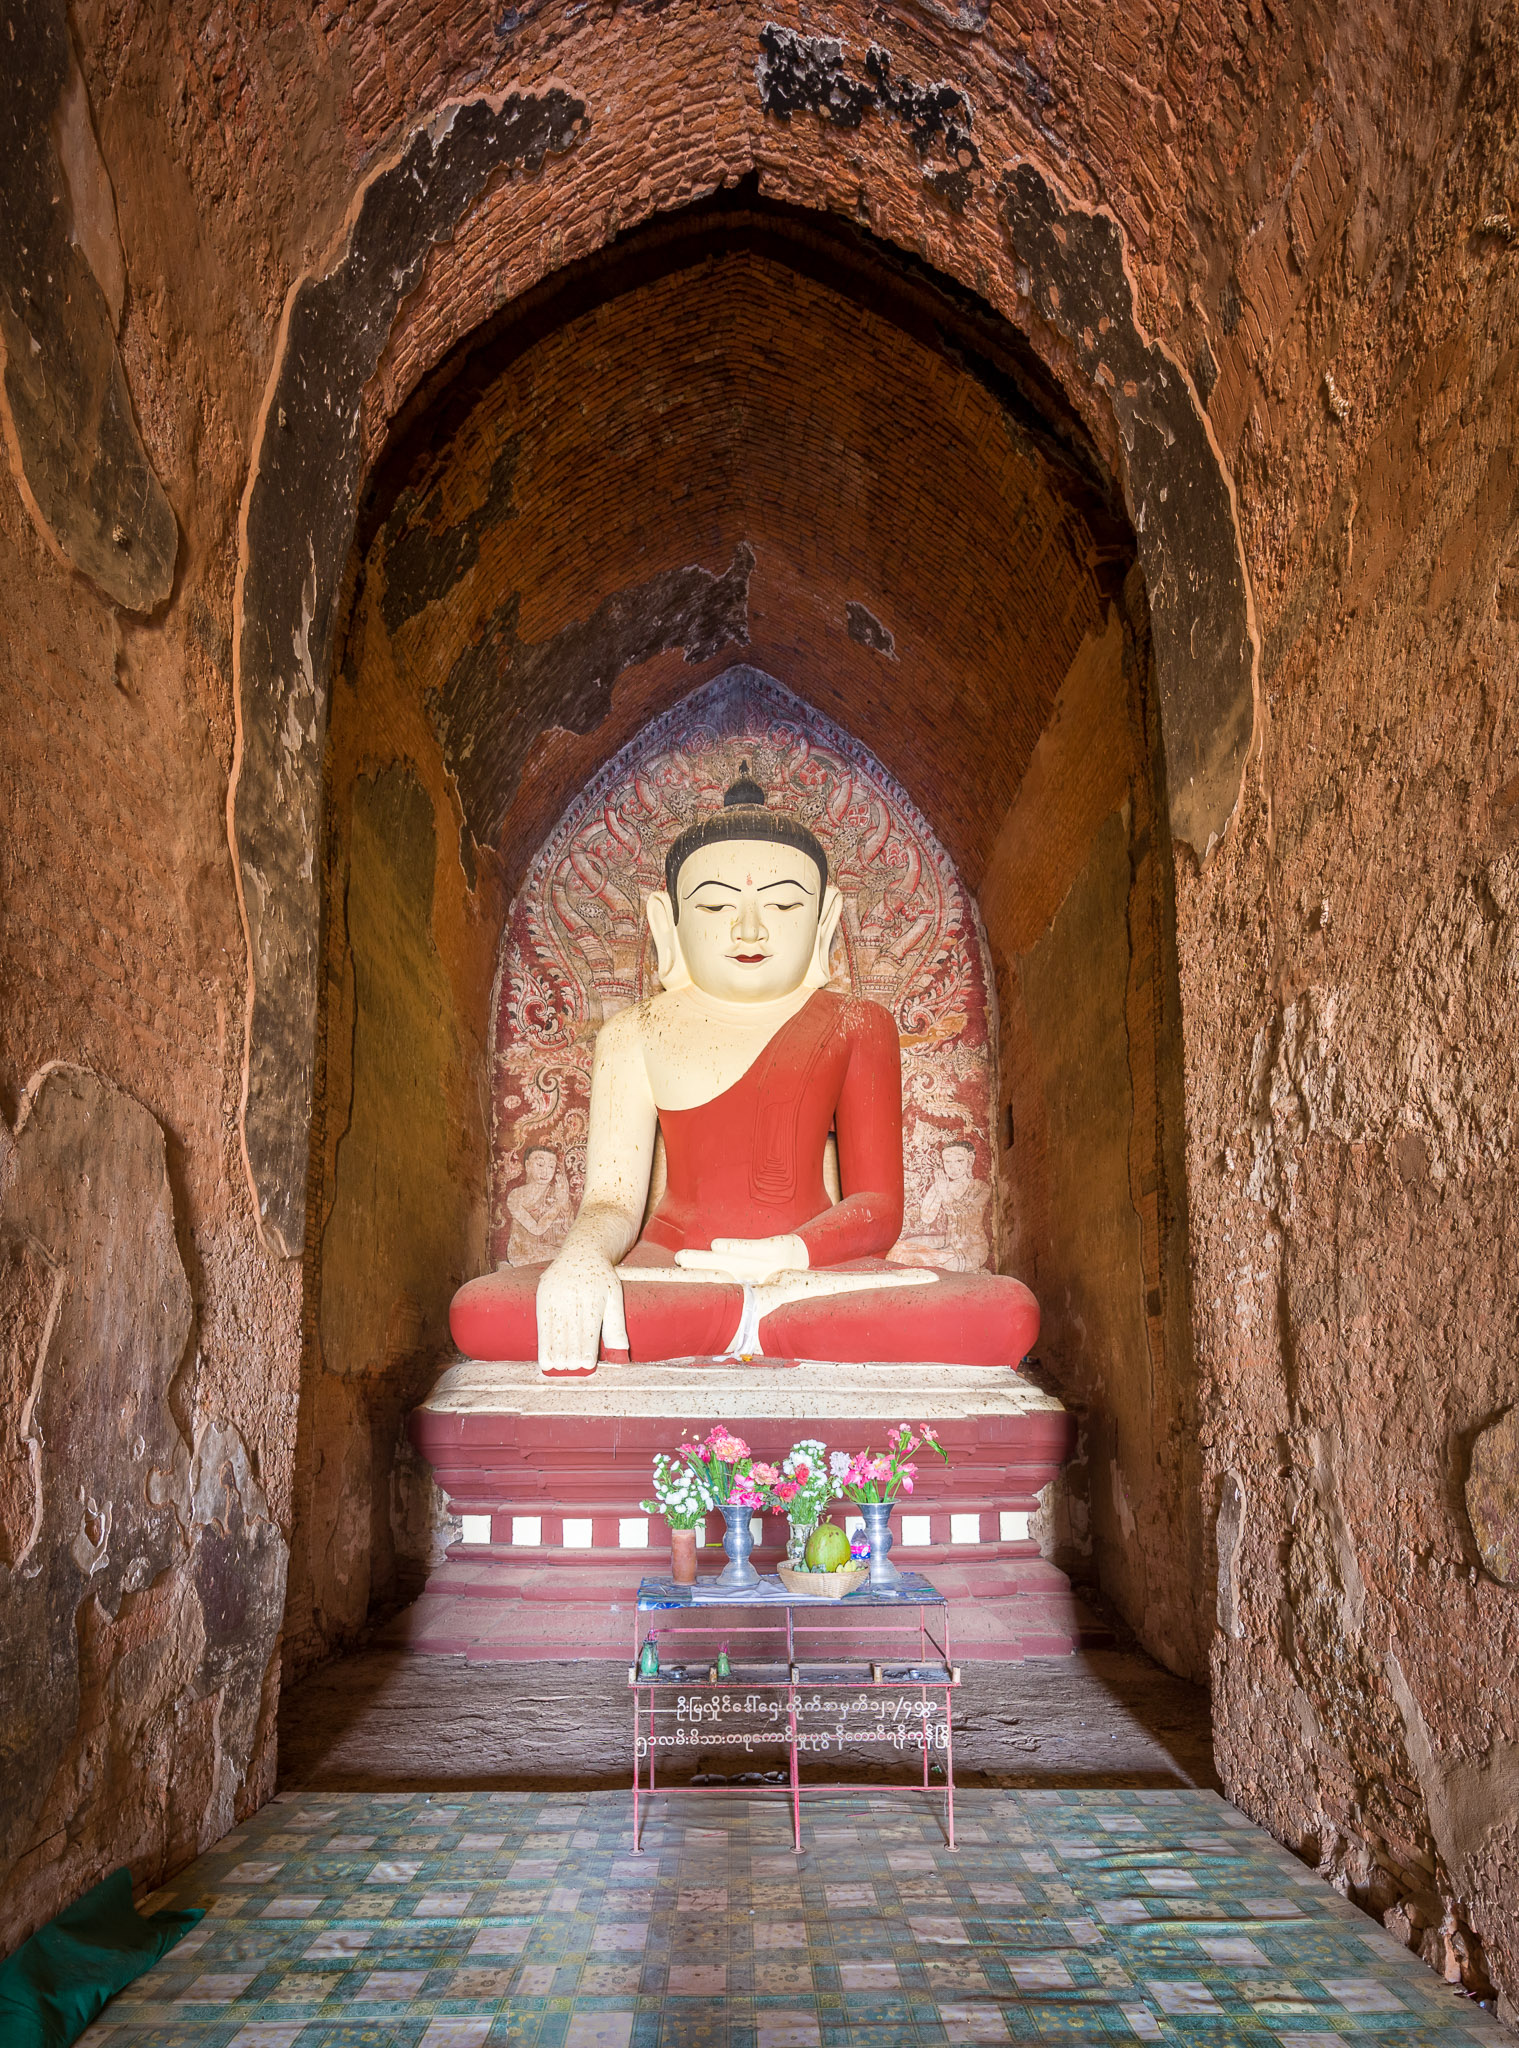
left=766, top=1438, right=841, bottom=1525
left=641, top=1451, right=717, bottom=1531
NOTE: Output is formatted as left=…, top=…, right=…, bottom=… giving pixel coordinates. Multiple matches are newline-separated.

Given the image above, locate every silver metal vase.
left=715, top=1501, right=760, bottom=1590
left=861, top=1499, right=904, bottom=1591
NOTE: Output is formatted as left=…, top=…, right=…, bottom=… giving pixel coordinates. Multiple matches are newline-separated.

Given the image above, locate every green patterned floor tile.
left=84, top=1788, right=1507, bottom=2046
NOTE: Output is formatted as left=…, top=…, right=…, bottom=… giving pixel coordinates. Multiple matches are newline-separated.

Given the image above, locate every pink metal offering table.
left=629, top=1571, right=959, bottom=1853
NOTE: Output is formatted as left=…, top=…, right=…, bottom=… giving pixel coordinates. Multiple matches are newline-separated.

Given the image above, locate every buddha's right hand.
left=536, top=1246, right=618, bottom=1371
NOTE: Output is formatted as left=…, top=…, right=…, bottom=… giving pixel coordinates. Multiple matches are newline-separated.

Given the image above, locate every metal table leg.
left=787, top=1679, right=801, bottom=1852
left=632, top=1687, right=644, bottom=1853
left=943, top=1682, right=956, bottom=1849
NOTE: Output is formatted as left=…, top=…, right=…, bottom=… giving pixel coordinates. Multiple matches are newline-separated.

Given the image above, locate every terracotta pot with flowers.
left=641, top=1453, right=716, bottom=1583
left=832, top=1423, right=948, bottom=1591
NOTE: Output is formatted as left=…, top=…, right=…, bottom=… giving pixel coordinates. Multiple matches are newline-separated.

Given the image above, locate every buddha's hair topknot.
left=664, top=761, right=828, bottom=919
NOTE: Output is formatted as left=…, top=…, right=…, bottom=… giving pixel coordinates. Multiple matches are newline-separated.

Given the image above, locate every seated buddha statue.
left=450, top=768, right=1040, bottom=1375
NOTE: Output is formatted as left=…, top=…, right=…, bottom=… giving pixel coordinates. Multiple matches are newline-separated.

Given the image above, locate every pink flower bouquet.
left=830, top=1422, right=947, bottom=1505
left=678, top=1427, right=769, bottom=1508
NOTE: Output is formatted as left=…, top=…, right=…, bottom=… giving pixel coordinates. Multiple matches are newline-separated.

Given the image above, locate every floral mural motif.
left=490, top=668, right=997, bottom=1267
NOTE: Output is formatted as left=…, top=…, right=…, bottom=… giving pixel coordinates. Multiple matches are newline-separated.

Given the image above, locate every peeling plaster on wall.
left=754, top=39, right=1253, bottom=865
left=1236, top=855, right=1519, bottom=1214
left=0, top=0, right=176, bottom=611
left=229, top=88, right=588, bottom=1260
left=997, top=164, right=1258, bottom=861
left=845, top=599, right=896, bottom=657
left=0, top=1232, right=61, bottom=1576
left=426, top=543, right=755, bottom=853
left=1288, top=1430, right=1368, bottom=1654
left=0, top=1067, right=287, bottom=1945
left=1466, top=1407, right=1519, bottom=1583
left=0, top=1066, right=194, bottom=1880
left=1386, top=1650, right=1519, bottom=1988
left=188, top=1420, right=288, bottom=1839
left=1216, top=1471, right=1246, bottom=1639
left=1385, top=1652, right=1519, bottom=1884
left=381, top=437, right=521, bottom=636
left=756, top=27, right=983, bottom=199
left=907, top=0, right=991, bottom=34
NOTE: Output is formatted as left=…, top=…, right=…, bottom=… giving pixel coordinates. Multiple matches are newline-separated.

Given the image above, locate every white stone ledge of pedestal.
left=453, top=1506, right=1043, bottom=1554
left=419, top=1358, right=1067, bottom=1422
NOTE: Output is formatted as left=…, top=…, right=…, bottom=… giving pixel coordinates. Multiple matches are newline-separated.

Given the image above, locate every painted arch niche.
left=491, top=667, right=998, bottom=1274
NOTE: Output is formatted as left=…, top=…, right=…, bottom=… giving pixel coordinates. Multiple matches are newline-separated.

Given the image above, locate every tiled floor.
left=86, top=1787, right=1503, bottom=2046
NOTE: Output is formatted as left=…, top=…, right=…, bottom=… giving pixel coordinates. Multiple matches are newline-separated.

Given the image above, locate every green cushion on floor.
left=0, top=1866, right=203, bottom=2048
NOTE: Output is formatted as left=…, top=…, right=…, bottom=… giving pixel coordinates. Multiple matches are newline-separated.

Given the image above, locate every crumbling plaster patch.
left=1215, top=1470, right=1246, bottom=1639
left=1236, top=854, right=1518, bottom=1213
left=996, top=163, right=1258, bottom=863
left=0, top=0, right=176, bottom=611
left=845, top=600, right=896, bottom=657
left=230, top=87, right=588, bottom=1259
left=754, top=29, right=1257, bottom=859
left=756, top=25, right=983, bottom=192
left=427, top=543, right=755, bottom=853
left=1466, top=1406, right=1519, bottom=1584
left=0, top=1066, right=286, bottom=1946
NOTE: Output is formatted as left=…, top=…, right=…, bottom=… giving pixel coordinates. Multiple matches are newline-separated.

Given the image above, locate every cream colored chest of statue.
left=636, top=986, right=816, bottom=1112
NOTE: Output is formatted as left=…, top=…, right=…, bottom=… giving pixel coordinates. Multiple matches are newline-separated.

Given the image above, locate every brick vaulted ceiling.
left=343, top=199, right=1136, bottom=896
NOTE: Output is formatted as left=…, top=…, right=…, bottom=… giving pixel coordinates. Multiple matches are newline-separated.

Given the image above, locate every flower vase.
left=670, top=1527, right=698, bottom=1584
left=861, top=1500, right=904, bottom=1591
left=715, top=1502, right=760, bottom=1590
left=785, top=1519, right=817, bottom=1569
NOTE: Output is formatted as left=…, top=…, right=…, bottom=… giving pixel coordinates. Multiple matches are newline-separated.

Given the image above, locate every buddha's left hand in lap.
left=673, top=1234, right=810, bottom=1285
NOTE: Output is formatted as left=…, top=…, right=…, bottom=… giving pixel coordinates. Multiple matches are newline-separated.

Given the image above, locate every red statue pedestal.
left=404, top=1363, right=1095, bottom=1661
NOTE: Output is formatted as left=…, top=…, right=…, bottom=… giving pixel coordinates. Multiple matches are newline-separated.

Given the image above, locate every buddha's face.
left=669, top=839, right=825, bottom=1002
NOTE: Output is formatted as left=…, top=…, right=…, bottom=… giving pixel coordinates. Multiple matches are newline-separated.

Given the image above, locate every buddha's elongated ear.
left=646, top=890, right=692, bottom=991
left=805, top=884, right=845, bottom=988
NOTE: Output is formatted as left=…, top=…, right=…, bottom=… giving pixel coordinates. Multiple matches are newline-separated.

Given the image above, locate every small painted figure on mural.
left=504, top=1147, right=573, bottom=1266
left=890, top=1139, right=992, bottom=1273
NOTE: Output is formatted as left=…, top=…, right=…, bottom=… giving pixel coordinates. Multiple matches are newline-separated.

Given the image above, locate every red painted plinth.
left=406, top=1405, right=1094, bottom=1661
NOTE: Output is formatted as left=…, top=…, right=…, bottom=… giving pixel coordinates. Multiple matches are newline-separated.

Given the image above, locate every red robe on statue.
left=449, top=990, right=1039, bottom=1367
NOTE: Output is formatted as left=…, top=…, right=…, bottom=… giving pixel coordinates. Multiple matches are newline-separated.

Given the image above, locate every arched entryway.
left=275, top=193, right=1205, bottom=1688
